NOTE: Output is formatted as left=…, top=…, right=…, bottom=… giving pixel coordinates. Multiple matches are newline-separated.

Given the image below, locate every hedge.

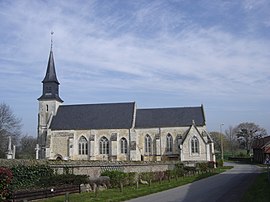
left=11, top=165, right=54, bottom=190
left=0, top=167, right=13, bottom=200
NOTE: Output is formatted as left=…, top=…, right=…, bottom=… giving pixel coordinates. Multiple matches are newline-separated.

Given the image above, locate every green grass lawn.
left=40, top=167, right=232, bottom=202
left=241, top=171, right=270, bottom=202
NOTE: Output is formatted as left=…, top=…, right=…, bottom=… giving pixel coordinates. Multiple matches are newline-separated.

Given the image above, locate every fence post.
left=267, top=164, right=270, bottom=182
left=120, top=182, right=123, bottom=192
left=95, top=186, right=99, bottom=197
left=65, top=192, right=69, bottom=202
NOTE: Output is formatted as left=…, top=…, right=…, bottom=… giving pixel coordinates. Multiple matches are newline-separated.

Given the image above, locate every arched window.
left=191, top=136, right=199, bottom=153
left=78, top=136, right=88, bottom=155
left=166, top=134, right=173, bottom=152
left=120, top=138, right=128, bottom=154
left=145, top=134, right=152, bottom=153
left=100, top=136, right=109, bottom=154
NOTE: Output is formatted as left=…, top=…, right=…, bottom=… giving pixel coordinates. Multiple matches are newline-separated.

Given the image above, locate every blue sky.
left=0, top=0, right=270, bottom=136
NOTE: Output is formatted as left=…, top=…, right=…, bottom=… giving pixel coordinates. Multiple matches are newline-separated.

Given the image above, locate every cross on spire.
left=50, top=31, right=54, bottom=51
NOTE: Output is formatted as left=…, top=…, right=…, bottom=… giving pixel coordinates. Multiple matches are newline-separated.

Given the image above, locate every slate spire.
left=38, top=33, right=63, bottom=102
left=42, top=50, right=59, bottom=84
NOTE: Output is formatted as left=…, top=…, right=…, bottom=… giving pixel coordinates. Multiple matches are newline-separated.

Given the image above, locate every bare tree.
left=225, top=126, right=238, bottom=156
left=210, top=131, right=229, bottom=152
left=0, top=103, right=22, bottom=158
left=233, top=122, right=267, bottom=155
left=17, top=135, right=37, bottom=159
left=210, top=132, right=222, bottom=152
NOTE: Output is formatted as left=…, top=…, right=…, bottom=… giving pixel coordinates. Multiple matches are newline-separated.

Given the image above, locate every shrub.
left=163, top=170, right=168, bottom=180
left=196, top=162, right=208, bottom=173
left=101, top=170, right=128, bottom=188
left=139, top=171, right=154, bottom=183
left=154, top=171, right=165, bottom=182
left=174, top=163, right=185, bottom=177
left=38, top=174, right=89, bottom=187
left=0, top=167, right=13, bottom=200
left=126, top=172, right=136, bottom=185
left=11, top=165, right=53, bottom=190
left=184, top=166, right=197, bottom=175
left=216, top=159, right=224, bottom=167
left=238, top=152, right=245, bottom=157
left=208, top=161, right=215, bottom=169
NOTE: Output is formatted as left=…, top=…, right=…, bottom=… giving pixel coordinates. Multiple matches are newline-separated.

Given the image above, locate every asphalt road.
left=127, top=163, right=262, bottom=202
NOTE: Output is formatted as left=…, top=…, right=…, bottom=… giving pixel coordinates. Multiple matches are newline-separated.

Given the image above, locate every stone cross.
left=12, top=145, right=16, bottom=159
left=35, top=144, right=40, bottom=160
left=6, top=136, right=13, bottom=159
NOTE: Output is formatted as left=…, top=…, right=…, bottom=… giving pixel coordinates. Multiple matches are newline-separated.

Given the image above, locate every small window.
left=120, top=138, right=128, bottom=154
left=191, top=136, right=199, bottom=153
left=145, top=134, right=152, bottom=153
left=78, top=136, right=88, bottom=155
left=166, top=134, right=173, bottom=152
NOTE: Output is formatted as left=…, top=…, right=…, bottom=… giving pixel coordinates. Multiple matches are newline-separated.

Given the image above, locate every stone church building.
left=37, top=48, right=215, bottom=163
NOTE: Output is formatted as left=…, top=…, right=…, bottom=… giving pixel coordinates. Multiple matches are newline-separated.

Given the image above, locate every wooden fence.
left=11, top=185, right=80, bottom=202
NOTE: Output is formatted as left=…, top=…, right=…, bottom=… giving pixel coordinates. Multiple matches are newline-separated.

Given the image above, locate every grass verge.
left=241, top=171, right=270, bottom=202
left=40, top=166, right=232, bottom=202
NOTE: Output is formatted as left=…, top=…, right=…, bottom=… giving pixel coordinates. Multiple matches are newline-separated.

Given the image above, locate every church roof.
left=50, top=102, right=135, bottom=130
left=135, top=106, right=205, bottom=128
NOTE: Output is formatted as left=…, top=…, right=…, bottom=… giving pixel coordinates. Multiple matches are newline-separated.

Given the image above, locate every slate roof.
left=38, top=50, right=63, bottom=102
left=43, top=50, right=59, bottom=84
left=50, top=102, right=135, bottom=130
left=135, top=106, right=205, bottom=128
left=50, top=103, right=206, bottom=130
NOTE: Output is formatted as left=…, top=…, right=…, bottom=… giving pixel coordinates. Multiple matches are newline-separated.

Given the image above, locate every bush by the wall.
left=208, top=161, right=215, bottom=169
left=184, top=166, right=197, bottom=175
left=0, top=167, right=13, bottom=200
left=196, top=162, right=208, bottom=173
left=11, top=165, right=53, bottom=190
left=154, top=171, right=165, bottom=182
left=216, top=159, right=224, bottom=167
left=174, top=163, right=185, bottom=177
left=38, top=174, right=89, bottom=187
left=101, top=170, right=128, bottom=188
left=126, top=172, right=136, bottom=186
left=10, top=164, right=89, bottom=191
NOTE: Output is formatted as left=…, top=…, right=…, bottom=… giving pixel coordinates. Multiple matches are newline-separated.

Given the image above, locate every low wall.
left=0, top=159, right=177, bottom=178
left=51, top=162, right=176, bottom=177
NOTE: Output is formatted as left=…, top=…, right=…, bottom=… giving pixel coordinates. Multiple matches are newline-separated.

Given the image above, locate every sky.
left=0, top=0, right=270, bottom=136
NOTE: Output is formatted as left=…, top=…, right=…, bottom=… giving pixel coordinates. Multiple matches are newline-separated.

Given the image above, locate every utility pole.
left=220, top=123, right=224, bottom=160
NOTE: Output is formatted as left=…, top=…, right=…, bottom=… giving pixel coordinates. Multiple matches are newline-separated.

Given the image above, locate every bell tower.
left=37, top=33, right=63, bottom=159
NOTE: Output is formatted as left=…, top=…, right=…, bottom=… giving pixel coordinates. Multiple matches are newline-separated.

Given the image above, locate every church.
left=37, top=47, right=215, bottom=163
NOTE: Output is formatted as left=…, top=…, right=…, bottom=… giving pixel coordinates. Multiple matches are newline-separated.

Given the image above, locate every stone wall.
left=50, top=161, right=177, bottom=177
left=0, top=159, right=177, bottom=178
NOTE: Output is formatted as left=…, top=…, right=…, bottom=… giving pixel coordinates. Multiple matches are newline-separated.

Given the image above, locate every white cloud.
left=0, top=0, right=270, bottom=134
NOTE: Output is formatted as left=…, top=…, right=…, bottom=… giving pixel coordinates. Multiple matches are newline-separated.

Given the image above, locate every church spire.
left=42, top=49, right=59, bottom=84
left=38, top=32, right=63, bottom=102
left=42, top=32, right=59, bottom=84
